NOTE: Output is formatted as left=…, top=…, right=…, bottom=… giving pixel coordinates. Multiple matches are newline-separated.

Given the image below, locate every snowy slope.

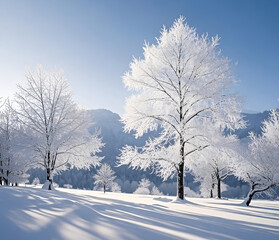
left=1, top=186, right=279, bottom=240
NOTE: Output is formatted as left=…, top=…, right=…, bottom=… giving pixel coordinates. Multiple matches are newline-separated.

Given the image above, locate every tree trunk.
left=177, top=130, right=185, bottom=200
left=217, top=177, right=221, bottom=199
left=243, top=183, right=257, bottom=206
left=103, top=184, right=106, bottom=194
left=4, top=177, right=8, bottom=186
left=244, top=190, right=256, bottom=206
left=177, top=162, right=184, bottom=200
left=46, top=168, right=53, bottom=190
left=210, top=184, right=214, bottom=198
left=0, top=160, right=3, bottom=185
left=6, top=170, right=10, bottom=186
left=243, top=183, right=269, bottom=207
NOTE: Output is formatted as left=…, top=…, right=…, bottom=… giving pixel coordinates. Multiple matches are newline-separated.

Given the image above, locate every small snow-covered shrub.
left=184, top=187, right=200, bottom=198
left=32, top=177, right=40, bottom=185
left=133, top=178, right=151, bottom=195
left=111, top=182, right=121, bottom=192
left=133, top=178, right=163, bottom=196
left=134, top=187, right=150, bottom=195
left=151, top=186, right=163, bottom=196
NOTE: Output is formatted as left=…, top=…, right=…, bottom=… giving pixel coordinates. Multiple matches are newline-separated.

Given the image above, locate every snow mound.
left=171, top=196, right=188, bottom=204
left=41, top=180, right=56, bottom=190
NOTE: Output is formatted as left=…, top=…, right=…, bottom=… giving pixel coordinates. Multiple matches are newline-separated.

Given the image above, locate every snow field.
left=0, top=186, right=279, bottom=240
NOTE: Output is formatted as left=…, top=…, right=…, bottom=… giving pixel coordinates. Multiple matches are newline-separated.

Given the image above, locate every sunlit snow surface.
left=1, top=186, right=279, bottom=240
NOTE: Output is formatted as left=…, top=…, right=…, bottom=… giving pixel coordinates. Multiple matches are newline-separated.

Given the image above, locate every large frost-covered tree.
left=237, top=109, right=279, bottom=206
left=119, top=17, right=244, bottom=200
left=93, top=163, right=116, bottom=193
left=14, top=66, right=103, bottom=190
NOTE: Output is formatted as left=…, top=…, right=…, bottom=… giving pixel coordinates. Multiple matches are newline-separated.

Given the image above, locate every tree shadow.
left=1, top=187, right=279, bottom=240
left=207, top=200, right=279, bottom=221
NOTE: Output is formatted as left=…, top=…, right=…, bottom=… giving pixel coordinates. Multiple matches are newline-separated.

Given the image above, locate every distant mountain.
left=233, top=110, right=271, bottom=139
left=85, top=109, right=170, bottom=192
left=29, top=108, right=275, bottom=197
left=86, top=109, right=150, bottom=165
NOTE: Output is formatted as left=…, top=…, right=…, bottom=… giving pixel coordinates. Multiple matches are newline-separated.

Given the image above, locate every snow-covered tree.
left=119, top=16, right=244, bottom=200
left=237, top=109, right=279, bottom=206
left=190, top=127, right=240, bottom=199
left=0, top=100, right=30, bottom=186
left=0, top=98, right=4, bottom=185
left=134, top=178, right=151, bottom=195
left=197, top=172, right=216, bottom=198
left=111, top=182, right=121, bottom=193
left=13, top=66, right=103, bottom=190
left=151, top=186, right=163, bottom=196
left=32, top=177, right=40, bottom=185
left=184, top=186, right=200, bottom=198
left=93, top=164, right=116, bottom=193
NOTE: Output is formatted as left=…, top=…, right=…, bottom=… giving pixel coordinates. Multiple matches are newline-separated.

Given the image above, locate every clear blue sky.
left=0, top=0, right=278, bottom=114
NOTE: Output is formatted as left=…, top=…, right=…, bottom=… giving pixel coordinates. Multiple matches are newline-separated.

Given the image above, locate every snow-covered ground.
left=1, top=186, right=279, bottom=240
